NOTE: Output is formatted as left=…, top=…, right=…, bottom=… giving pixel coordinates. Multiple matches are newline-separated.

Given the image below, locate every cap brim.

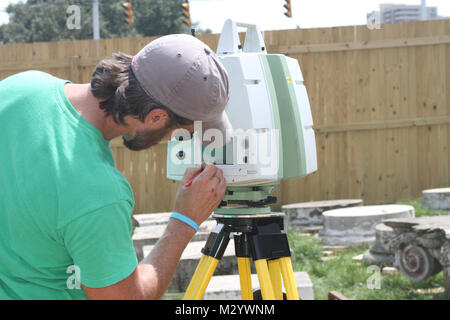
left=201, top=112, right=233, bottom=147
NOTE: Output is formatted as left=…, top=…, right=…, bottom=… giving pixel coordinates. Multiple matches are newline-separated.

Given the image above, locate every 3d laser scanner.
left=168, top=20, right=319, bottom=300
left=167, top=19, right=317, bottom=214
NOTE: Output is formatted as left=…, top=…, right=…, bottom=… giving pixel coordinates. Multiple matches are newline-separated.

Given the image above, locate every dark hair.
left=90, top=52, right=193, bottom=127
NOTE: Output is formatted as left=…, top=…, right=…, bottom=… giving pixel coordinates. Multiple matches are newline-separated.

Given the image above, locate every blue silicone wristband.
left=170, top=212, right=199, bottom=232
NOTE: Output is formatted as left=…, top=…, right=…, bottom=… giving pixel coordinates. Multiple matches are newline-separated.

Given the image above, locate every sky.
left=1, top=0, right=449, bottom=32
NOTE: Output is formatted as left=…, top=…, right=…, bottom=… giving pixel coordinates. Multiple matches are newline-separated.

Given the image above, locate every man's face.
left=121, top=108, right=195, bottom=151
left=122, top=120, right=195, bottom=151
left=122, top=125, right=173, bottom=151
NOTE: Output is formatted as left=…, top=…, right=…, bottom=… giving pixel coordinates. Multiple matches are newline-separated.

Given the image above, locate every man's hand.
left=173, top=162, right=226, bottom=225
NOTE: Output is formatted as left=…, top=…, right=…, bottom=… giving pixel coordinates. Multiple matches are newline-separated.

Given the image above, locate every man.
left=0, top=34, right=230, bottom=299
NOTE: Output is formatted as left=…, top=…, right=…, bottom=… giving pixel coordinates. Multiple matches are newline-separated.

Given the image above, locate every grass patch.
left=395, top=197, right=449, bottom=217
left=287, top=231, right=449, bottom=300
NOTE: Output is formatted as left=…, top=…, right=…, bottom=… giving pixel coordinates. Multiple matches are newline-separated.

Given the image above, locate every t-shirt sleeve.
left=61, top=200, right=138, bottom=288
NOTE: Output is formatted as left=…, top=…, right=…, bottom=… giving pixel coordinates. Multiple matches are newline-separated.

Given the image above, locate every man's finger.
left=182, top=166, right=202, bottom=184
left=216, top=178, right=227, bottom=198
left=207, top=170, right=226, bottom=197
left=215, top=168, right=224, bottom=181
left=198, top=163, right=218, bottom=180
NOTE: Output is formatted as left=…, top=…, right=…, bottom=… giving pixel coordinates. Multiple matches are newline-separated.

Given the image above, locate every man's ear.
left=144, top=108, right=170, bottom=128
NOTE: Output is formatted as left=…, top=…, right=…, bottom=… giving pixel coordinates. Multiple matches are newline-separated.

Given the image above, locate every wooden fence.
left=1, top=19, right=449, bottom=213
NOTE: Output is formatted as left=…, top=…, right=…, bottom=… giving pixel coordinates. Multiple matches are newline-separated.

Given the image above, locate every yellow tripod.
left=183, top=213, right=299, bottom=300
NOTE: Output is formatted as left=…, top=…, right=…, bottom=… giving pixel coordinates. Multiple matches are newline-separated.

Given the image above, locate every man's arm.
left=82, top=163, right=226, bottom=299
left=82, top=219, right=195, bottom=299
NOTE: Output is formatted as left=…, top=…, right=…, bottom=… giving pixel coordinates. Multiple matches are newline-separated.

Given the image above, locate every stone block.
left=132, top=212, right=173, bottom=227
left=422, top=188, right=450, bottom=210
left=143, top=239, right=256, bottom=293
left=319, top=205, right=415, bottom=246
left=133, top=220, right=217, bottom=262
left=282, top=199, right=363, bottom=231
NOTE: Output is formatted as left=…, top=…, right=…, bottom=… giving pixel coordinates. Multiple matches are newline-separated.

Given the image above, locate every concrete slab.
left=203, top=272, right=314, bottom=300
left=282, top=199, right=363, bottom=230
left=383, top=215, right=450, bottom=240
left=319, top=205, right=415, bottom=246
left=133, top=220, right=217, bottom=261
left=422, top=187, right=450, bottom=210
left=132, top=212, right=172, bottom=227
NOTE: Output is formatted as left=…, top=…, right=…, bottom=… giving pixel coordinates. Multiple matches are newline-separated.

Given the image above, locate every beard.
left=122, top=125, right=173, bottom=151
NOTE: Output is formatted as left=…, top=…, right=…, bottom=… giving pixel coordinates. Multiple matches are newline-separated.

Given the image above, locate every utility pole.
left=420, top=0, right=427, bottom=21
left=93, top=0, right=100, bottom=40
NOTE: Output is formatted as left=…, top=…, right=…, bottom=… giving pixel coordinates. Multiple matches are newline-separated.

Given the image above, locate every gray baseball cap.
left=131, top=34, right=232, bottom=146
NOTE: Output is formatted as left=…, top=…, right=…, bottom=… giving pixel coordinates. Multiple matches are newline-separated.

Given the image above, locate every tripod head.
left=166, top=19, right=317, bottom=215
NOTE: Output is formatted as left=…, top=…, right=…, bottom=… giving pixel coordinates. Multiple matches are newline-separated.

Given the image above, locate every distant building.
left=367, top=3, right=440, bottom=25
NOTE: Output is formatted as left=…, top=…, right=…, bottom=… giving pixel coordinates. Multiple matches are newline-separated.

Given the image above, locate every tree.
left=0, top=0, right=197, bottom=44
left=0, top=0, right=93, bottom=43
left=134, top=0, right=189, bottom=37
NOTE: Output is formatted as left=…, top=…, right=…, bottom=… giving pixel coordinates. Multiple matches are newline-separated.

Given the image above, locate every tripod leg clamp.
left=250, top=222, right=291, bottom=261
left=201, top=223, right=230, bottom=260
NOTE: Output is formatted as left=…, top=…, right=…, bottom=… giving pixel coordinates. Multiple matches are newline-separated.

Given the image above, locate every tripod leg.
left=279, top=257, right=299, bottom=300
left=254, top=259, right=275, bottom=300
left=184, top=222, right=230, bottom=300
left=184, top=255, right=219, bottom=300
left=268, top=259, right=283, bottom=300
left=183, top=254, right=208, bottom=299
left=237, top=257, right=253, bottom=300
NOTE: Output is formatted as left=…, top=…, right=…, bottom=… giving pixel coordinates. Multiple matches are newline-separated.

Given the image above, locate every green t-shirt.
left=0, top=71, right=138, bottom=299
